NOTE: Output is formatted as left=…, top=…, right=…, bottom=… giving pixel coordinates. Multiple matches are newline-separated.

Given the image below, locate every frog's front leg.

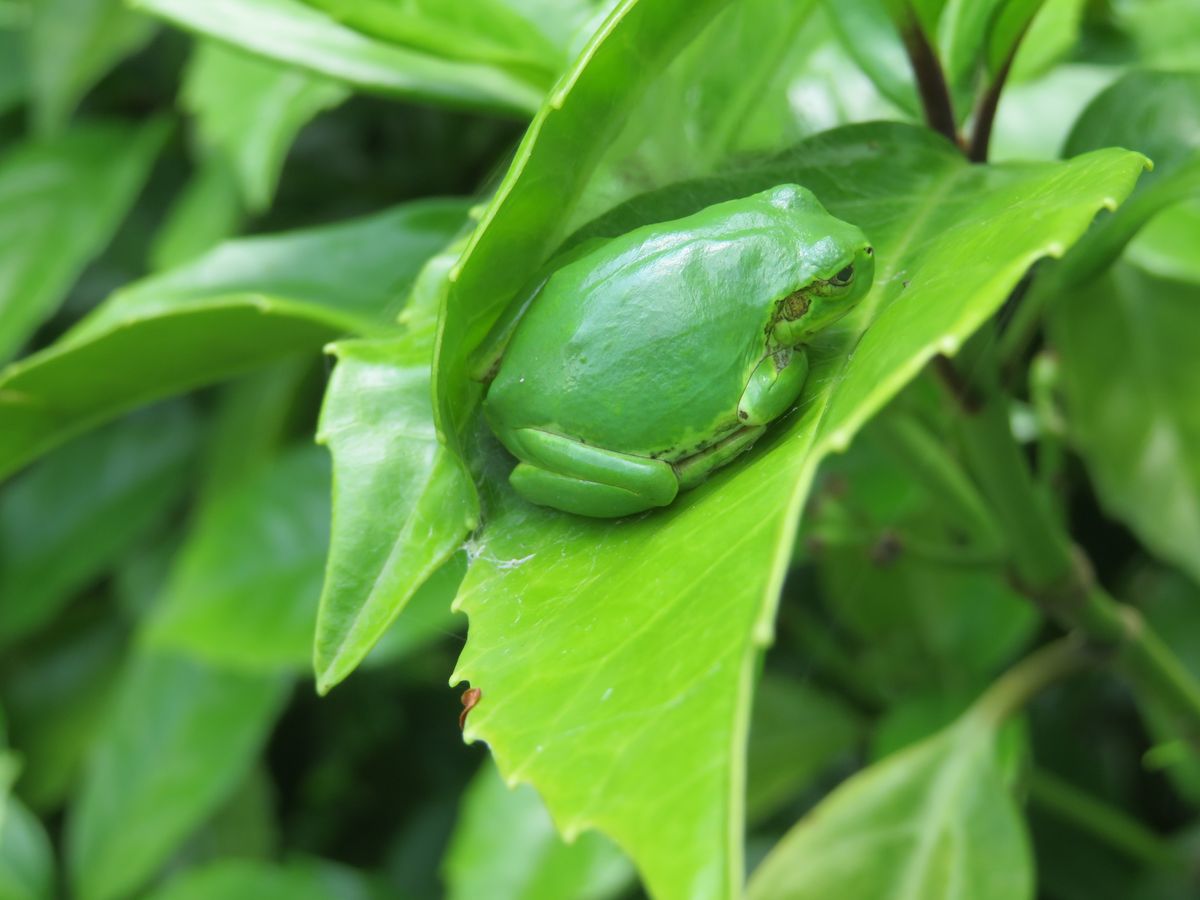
left=503, top=428, right=679, bottom=518
left=737, top=348, right=810, bottom=426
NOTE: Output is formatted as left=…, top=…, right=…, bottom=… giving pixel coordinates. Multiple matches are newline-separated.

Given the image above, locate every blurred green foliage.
left=0, top=1, right=1199, bottom=899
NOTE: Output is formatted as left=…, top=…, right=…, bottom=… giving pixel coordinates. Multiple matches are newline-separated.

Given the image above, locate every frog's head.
left=762, top=185, right=875, bottom=348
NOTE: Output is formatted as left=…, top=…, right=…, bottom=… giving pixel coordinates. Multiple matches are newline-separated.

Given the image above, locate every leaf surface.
left=0, top=120, right=166, bottom=360
left=747, top=718, right=1031, bottom=899
left=313, top=336, right=475, bottom=691
left=451, top=124, right=1145, bottom=899
left=0, top=404, right=197, bottom=645
left=67, top=652, right=288, bottom=900
left=183, top=41, right=349, bottom=212
left=132, top=0, right=544, bottom=116
left=144, top=859, right=375, bottom=900
left=27, top=0, right=154, bottom=133
left=147, top=446, right=330, bottom=672
left=1051, top=264, right=1200, bottom=585
left=0, top=199, right=466, bottom=479
left=0, top=797, right=54, bottom=900
left=444, top=761, right=633, bottom=900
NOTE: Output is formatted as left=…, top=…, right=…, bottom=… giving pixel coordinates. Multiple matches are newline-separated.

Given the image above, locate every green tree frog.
left=476, top=184, right=874, bottom=518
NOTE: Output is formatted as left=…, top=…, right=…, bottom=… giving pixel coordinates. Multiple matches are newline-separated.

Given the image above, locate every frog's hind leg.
left=674, top=425, right=766, bottom=491
left=505, top=428, right=679, bottom=518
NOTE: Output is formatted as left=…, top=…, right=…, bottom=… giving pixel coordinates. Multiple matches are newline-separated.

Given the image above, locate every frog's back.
left=486, top=210, right=807, bottom=457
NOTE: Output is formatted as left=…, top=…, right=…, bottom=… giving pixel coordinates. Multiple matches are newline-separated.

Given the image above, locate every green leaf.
left=0, top=619, right=126, bottom=812
left=361, top=549, right=465, bottom=668
left=301, top=0, right=562, bottom=77
left=313, top=336, right=475, bottom=692
left=1116, top=0, right=1200, bottom=70
left=183, top=41, right=349, bottom=212
left=146, top=446, right=330, bottom=673
left=745, top=677, right=861, bottom=823
left=1007, top=0, right=1086, bottom=82
left=809, top=422, right=1036, bottom=696
left=144, top=859, right=375, bottom=900
left=27, top=0, right=155, bottom=134
left=0, top=404, right=197, bottom=645
left=1055, top=70, right=1200, bottom=287
left=0, top=796, right=54, bottom=900
left=1050, top=264, right=1200, bottom=586
left=132, top=0, right=544, bottom=116
left=67, top=652, right=288, bottom=900
left=746, top=716, right=1031, bottom=899
left=444, top=760, right=633, bottom=900
left=0, top=198, right=467, bottom=480
left=0, top=29, right=27, bottom=117
left=818, top=0, right=920, bottom=119
left=0, top=120, right=167, bottom=361
left=450, top=123, right=1145, bottom=899
left=149, top=158, right=244, bottom=272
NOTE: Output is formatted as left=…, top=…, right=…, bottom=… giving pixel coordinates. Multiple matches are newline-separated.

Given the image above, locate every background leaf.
left=1050, top=264, right=1200, bottom=585
left=27, top=0, right=154, bottom=134
left=0, top=120, right=166, bottom=361
left=0, top=796, right=54, bottom=900
left=147, top=446, right=330, bottom=672
left=182, top=41, right=349, bottom=212
left=451, top=124, right=1144, bottom=899
left=747, top=716, right=1031, bottom=899
left=0, top=403, right=197, bottom=646
left=67, top=652, right=288, bottom=900
left=443, top=760, right=633, bottom=900
left=144, top=858, right=375, bottom=900
left=0, top=199, right=466, bottom=479
left=745, top=677, right=861, bottom=823
left=131, top=0, right=545, bottom=116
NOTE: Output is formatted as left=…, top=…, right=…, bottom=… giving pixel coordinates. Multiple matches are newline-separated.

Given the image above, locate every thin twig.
left=897, top=8, right=959, bottom=145
left=968, top=26, right=1029, bottom=162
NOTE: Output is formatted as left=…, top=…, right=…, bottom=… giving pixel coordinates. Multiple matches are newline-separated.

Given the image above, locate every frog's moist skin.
left=480, top=184, right=875, bottom=518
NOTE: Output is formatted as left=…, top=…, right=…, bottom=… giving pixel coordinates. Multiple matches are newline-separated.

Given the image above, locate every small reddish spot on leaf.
left=459, top=687, right=482, bottom=730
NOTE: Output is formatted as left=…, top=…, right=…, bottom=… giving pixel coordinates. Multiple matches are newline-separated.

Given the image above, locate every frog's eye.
left=830, top=265, right=855, bottom=286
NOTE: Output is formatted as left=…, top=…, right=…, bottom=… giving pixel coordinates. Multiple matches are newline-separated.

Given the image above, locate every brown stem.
left=898, top=8, right=959, bottom=145
left=968, top=30, right=1026, bottom=162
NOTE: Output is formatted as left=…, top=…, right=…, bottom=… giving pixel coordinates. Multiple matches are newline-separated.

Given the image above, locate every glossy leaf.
left=581, top=0, right=821, bottom=204
left=67, top=652, right=288, bottom=900
left=132, top=0, right=544, bottom=116
left=147, top=446, right=330, bottom=672
left=144, top=859, right=375, bottom=900
left=0, top=797, right=54, bottom=900
left=314, top=336, right=475, bottom=692
left=451, top=123, right=1145, bottom=899
left=27, top=0, right=155, bottom=134
left=0, top=120, right=167, bottom=361
left=444, top=760, right=633, bottom=900
left=183, top=41, right=349, bottom=212
left=0, top=404, right=197, bottom=646
left=0, top=198, right=467, bottom=479
left=302, top=0, right=562, bottom=77
left=1050, top=264, right=1200, bottom=585
left=747, top=717, right=1031, bottom=899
